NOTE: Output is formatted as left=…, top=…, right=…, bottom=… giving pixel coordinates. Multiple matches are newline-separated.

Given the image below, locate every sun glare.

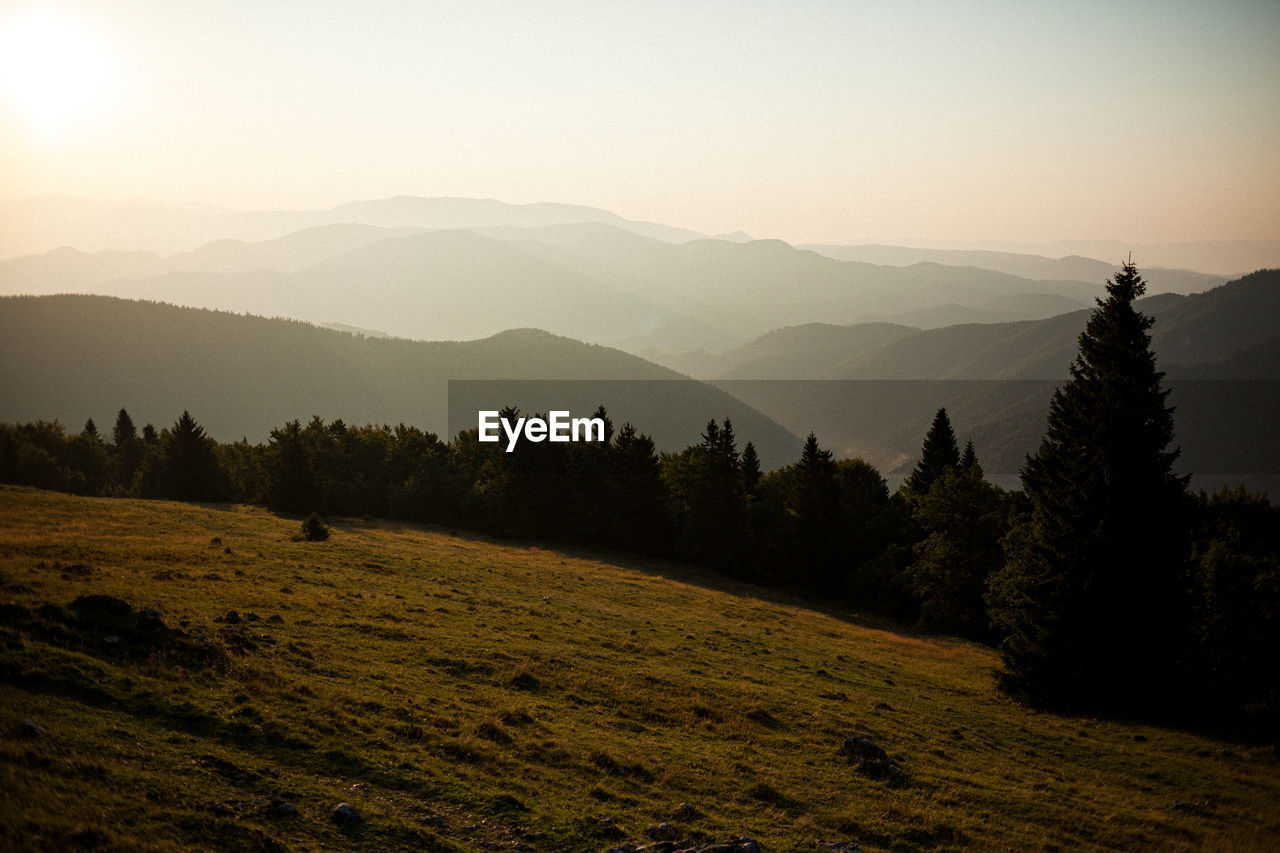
left=0, top=5, right=115, bottom=139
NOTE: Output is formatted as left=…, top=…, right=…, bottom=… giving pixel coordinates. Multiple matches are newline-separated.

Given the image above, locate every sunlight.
left=0, top=5, right=115, bottom=139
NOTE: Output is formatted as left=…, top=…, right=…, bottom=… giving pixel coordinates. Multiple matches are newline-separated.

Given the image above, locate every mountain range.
left=2, top=196, right=1275, bottom=489
left=0, top=213, right=1224, bottom=353
left=0, top=295, right=801, bottom=468
left=648, top=269, right=1280, bottom=381
left=681, top=270, right=1280, bottom=490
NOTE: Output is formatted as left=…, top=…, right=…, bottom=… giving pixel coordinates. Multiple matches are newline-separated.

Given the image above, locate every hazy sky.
left=1, top=0, right=1277, bottom=245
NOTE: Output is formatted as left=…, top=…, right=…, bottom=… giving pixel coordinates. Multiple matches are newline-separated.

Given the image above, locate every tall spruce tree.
left=112, top=408, right=143, bottom=489
left=987, top=260, right=1190, bottom=711
left=790, top=433, right=842, bottom=592
left=905, top=408, right=960, bottom=494
left=739, top=441, right=762, bottom=497
left=663, top=418, right=750, bottom=574
left=160, top=411, right=228, bottom=502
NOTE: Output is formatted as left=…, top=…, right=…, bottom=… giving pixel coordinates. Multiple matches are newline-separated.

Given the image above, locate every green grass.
left=0, top=484, right=1277, bottom=851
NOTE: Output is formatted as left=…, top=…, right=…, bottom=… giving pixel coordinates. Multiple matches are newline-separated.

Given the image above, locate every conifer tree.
left=905, top=408, right=960, bottom=494
left=112, top=408, right=143, bottom=489
left=960, top=438, right=980, bottom=476
left=987, top=260, right=1190, bottom=710
left=266, top=419, right=317, bottom=512
left=700, top=419, right=720, bottom=453
left=718, top=419, right=739, bottom=466
left=791, top=432, right=842, bottom=592
left=739, top=441, right=762, bottom=497
left=160, top=411, right=228, bottom=501
left=665, top=418, right=749, bottom=574
left=592, top=404, right=614, bottom=445
left=112, top=409, right=137, bottom=446
left=81, top=419, right=100, bottom=442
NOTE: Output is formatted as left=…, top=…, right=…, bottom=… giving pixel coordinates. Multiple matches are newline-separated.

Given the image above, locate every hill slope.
left=2, top=487, right=1277, bottom=851
left=0, top=295, right=800, bottom=468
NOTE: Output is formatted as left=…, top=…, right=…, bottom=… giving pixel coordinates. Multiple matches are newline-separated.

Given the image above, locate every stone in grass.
left=70, top=594, right=132, bottom=624
left=671, top=802, right=697, bottom=820
left=331, top=802, right=361, bottom=827
left=687, top=839, right=761, bottom=853
left=842, top=736, right=887, bottom=763
left=18, top=718, right=46, bottom=738
left=645, top=822, right=678, bottom=841
left=267, top=614, right=285, bottom=624
left=841, top=736, right=894, bottom=780
left=267, top=796, right=297, bottom=818
left=137, top=608, right=166, bottom=629
left=62, top=563, right=95, bottom=578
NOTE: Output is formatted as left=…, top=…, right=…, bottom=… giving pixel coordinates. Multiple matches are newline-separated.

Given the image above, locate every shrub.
left=301, top=512, right=330, bottom=541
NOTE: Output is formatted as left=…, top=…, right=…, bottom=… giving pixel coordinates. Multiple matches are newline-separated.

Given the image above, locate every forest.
left=2, top=263, right=1277, bottom=737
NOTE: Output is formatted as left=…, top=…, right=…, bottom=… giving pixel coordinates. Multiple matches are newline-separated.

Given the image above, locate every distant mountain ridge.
left=800, top=244, right=1226, bottom=294
left=649, top=270, right=1280, bottom=381
left=0, top=221, right=1165, bottom=352
left=0, top=295, right=802, bottom=468
left=0, top=195, right=704, bottom=260
left=675, top=270, right=1280, bottom=493
left=804, top=239, right=1279, bottom=278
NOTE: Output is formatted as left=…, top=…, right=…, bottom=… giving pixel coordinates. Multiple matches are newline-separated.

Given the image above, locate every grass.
left=0, top=484, right=1277, bottom=851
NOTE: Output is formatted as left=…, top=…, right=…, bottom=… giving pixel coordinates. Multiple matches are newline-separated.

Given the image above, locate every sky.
left=1, top=0, right=1278, bottom=246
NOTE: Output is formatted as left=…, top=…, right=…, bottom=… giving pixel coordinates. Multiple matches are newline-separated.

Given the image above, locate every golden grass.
left=0, top=484, right=1277, bottom=851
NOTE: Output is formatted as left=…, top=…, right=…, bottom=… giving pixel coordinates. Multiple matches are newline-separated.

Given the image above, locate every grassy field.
left=1, top=485, right=1277, bottom=851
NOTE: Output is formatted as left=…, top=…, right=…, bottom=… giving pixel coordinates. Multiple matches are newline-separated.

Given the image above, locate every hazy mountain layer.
left=668, top=271, right=1280, bottom=491
left=1, top=221, right=1143, bottom=352
left=805, top=238, right=1279, bottom=278
left=801, top=244, right=1226, bottom=294
left=0, top=196, right=702, bottom=260
left=0, top=295, right=801, bottom=468
left=652, top=270, right=1280, bottom=381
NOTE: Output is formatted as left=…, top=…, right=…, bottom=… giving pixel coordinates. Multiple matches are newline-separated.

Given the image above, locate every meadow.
left=1, top=485, right=1276, bottom=851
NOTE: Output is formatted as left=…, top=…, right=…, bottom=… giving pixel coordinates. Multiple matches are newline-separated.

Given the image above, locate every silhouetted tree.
left=739, top=441, right=762, bottom=497
left=265, top=419, right=316, bottom=513
left=663, top=418, right=750, bottom=574
left=790, top=433, right=842, bottom=592
left=719, top=419, right=740, bottom=466
left=835, top=457, right=910, bottom=616
left=905, top=408, right=960, bottom=494
left=159, top=411, right=228, bottom=501
left=606, top=422, right=672, bottom=553
left=592, top=404, right=615, bottom=445
left=987, top=260, right=1190, bottom=711
left=960, top=438, right=980, bottom=475
left=112, top=408, right=143, bottom=490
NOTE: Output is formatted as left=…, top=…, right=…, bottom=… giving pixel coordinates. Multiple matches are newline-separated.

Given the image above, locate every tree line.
left=1, top=262, right=1276, bottom=736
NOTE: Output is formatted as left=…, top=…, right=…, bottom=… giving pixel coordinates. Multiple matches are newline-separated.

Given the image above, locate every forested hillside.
left=0, top=295, right=800, bottom=467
